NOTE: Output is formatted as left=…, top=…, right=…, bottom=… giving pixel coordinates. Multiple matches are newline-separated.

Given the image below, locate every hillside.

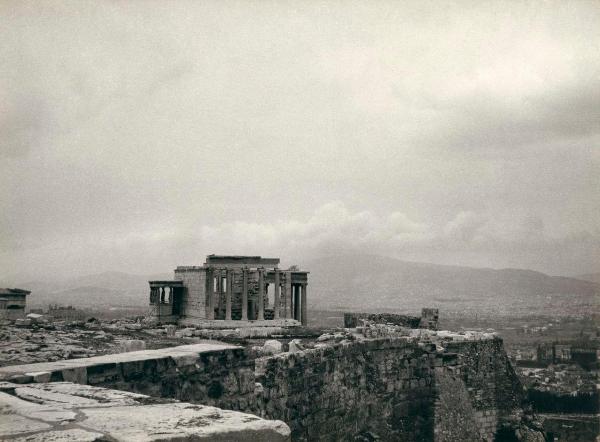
left=575, top=273, right=600, bottom=284
left=4, top=256, right=598, bottom=316
left=9, top=271, right=171, bottom=308
left=300, top=255, right=599, bottom=316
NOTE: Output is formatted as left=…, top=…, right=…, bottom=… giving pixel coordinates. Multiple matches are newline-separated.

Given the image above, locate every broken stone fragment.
left=164, top=324, right=177, bottom=337
left=288, top=339, right=304, bottom=353
left=316, top=333, right=333, bottom=342
left=117, top=339, right=146, bottom=353
left=15, top=319, right=32, bottom=328
left=262, top=339, right=283, bottom=355
left=124, top=323, right=142, bottom=331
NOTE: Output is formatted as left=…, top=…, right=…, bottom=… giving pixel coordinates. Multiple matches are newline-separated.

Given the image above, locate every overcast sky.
left=1, top=1, right=599, bottom=281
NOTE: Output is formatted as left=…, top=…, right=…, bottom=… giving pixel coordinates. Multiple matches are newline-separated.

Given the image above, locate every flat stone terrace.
left=0, top=381, right=290, bottom=441
left=0, top=343, right=239, bottom=383
left=178, top=318, right=301, bottom=329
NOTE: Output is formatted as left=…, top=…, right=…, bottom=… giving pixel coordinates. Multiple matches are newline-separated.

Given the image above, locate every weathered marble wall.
left=174, top=267, right=207, bottom=319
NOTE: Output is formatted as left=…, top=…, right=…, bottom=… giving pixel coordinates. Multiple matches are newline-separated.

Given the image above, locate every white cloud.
left=1, top=1, right=598, bottom=280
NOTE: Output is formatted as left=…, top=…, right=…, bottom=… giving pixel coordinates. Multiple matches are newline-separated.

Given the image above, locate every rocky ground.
left=0, top=317, right=190, bottom=367
left=0, top=381, right=290, bottom=441
left=0, top=313, right=502, bottom=368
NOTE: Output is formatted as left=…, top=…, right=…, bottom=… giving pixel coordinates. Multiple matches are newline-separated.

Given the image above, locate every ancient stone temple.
left=148, top=255, right=309, bottom=326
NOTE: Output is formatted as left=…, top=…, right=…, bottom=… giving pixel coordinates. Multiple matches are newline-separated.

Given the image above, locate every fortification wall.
left=254, top=338, right=437, bottom=441
left=0, top=337, right=533, bottom=441
left=444, top=339, right=525, bottom=440
left=253, top=336, right=526, bottom=441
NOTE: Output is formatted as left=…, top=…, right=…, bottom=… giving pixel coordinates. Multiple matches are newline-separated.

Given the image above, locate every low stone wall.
left=344, top=312, right=421, bottom=328
left=344, top=308, right=439, bottom=330
left=0, top=343, right=256, bottom=411
left=540, top=414, right=600, bottom=442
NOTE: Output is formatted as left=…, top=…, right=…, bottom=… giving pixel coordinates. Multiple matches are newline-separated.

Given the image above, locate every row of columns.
left=150, top=286, right=174, bottom=304
left=205, top=267, right=307, bottom=325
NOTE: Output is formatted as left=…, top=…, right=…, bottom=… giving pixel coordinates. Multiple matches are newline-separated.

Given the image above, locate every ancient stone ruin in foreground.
left=0, top=255, right=544, bottom=441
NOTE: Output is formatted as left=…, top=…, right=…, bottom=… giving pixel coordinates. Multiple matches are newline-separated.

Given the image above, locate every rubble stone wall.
left=344, top=309, right=440, bottom=330
left=435, top=339, right=526, bottom=442
left=343, top=312, right=421, bottom=328
left=254, top=339, right=437, bottom=441
left=253, top=337, right=525, bottom=441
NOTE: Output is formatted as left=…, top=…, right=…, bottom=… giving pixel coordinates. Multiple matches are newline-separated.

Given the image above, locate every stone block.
left=62, top=367, right=88, bottom=385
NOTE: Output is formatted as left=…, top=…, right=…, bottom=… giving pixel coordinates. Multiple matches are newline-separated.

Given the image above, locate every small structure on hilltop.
left=47, top=304, right=86, bottom=321
left=343, top=308, right=439, bottom=330
left=148, top=255, right=309, bottom=326
left=0, top=288, right=30, bottom=320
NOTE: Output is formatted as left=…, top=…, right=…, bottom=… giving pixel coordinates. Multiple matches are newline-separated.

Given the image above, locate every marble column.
left=293, top=285, right=300, bottom=321
left=225, top=269, right=233, bottom=320
left=206, top=268, right=215, bottom=320
left=258, top=268, right=265, bottom=320
left=213, top=269, right=219, bottom=319
left=241, top=268, right=248, bottom=321
left=274, top=270, right=280, bottom=319
left=285, top=271, right=292, bottom=319
left=301, top=283, right=307, bottom=326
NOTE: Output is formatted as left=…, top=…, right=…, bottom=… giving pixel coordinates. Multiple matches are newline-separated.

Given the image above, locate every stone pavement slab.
left=0, top=381, right=290, bottom=441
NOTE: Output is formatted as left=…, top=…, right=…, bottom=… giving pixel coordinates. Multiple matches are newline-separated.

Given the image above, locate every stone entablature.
left=148, top=255, right=309, bottom=326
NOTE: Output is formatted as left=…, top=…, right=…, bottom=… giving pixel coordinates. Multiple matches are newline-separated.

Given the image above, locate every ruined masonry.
left=0, top=343, right=290, bottom=441
left=0, top=288, right=30, bottom=320
left=149, top=255, right=309, bottom=326
left=0, top=323, right=540, bottom=441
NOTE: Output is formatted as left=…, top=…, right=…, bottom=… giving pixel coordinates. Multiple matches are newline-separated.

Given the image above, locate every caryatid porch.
left=148, top=280, right=184, bottom=322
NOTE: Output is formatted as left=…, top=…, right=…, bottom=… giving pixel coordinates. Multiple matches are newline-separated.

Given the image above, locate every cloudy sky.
left=1, top=0, right=599, bottom=281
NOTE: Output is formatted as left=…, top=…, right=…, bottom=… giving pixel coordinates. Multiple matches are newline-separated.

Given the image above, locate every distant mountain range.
left=575, top=273, right=600, bottom=284
left=300, top=255, right=598, bottom=316
left=3, top=256, right=598, bottom=316
left=6, top=271, right=171, bottom=308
